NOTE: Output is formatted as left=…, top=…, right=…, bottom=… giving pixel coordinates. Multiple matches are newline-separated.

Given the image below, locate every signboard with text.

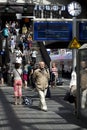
left=33, top=21, right=72, bottom=41
left=79, top=22, right=87, bottom=41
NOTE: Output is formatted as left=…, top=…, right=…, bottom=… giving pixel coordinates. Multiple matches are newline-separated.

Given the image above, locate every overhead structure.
left=0, top=0, right=64, bottom=14
left=0, top=0, right=47, bottom=4
left=0, top=0, right=86, bottom=18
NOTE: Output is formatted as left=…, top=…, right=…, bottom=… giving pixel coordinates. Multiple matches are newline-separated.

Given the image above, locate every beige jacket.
left=80, top=69, right=87, bottom=91
left=33, top=68, right=50, bottom=91
left=22, top=26, right=27, bottom=34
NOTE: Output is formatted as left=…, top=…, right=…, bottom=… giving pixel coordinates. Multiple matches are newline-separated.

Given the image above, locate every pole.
left=72, top=17, right=77, bottom=70
left=41, top=9, right=43, bottom=18
left=72, top=17, right=80, bottom=118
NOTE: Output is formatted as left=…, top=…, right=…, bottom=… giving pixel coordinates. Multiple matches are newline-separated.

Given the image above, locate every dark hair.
left=15, top=63, right=21, bottom=69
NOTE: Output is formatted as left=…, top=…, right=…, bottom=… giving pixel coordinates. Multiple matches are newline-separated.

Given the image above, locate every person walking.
left=80, top=61, right=87, bottom=109
left=0, top=64, right=4, bottom=86
left=30, top=48, right=38, bottom=64
left=12, top=60, right=23, bottom=105
left=10, top=36, right=16, bottom=53
left=33, top=61, right=50, bottom=111
left=69, top=67, right=77, bottom=114
left=22, top=24, right=28, bottom=35
left=50, top=62, right=58, bottom=88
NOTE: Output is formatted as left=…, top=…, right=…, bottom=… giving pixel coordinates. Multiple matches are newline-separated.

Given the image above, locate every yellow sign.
left=68, top=37, right=81, bottom=49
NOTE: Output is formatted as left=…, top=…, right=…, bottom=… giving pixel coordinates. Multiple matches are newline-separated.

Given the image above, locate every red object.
left=23, top=74, right=28, bottom=81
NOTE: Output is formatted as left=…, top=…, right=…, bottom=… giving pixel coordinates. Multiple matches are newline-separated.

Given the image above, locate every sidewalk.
left=0, top=84, right=87, bottom=130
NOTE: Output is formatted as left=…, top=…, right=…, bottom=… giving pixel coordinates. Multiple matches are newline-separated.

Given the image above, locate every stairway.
left=32, top=41, right=51, bottom=68
left=31, top=41, right=43, bottom=64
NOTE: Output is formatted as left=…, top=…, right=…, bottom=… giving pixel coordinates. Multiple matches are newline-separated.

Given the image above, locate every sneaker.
left=14, top=102, right=18, bottom=105
left=19, top=101, right=22, bottom=105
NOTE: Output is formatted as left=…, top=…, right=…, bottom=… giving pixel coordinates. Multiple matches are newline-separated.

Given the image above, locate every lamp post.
left=67, top=1, right=82, bottom=70
left=67, top=1, right=82, bottom=118
left=72, top=17, right=77, bottom=71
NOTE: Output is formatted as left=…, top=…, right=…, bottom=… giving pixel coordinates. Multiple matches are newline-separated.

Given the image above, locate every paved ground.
left=0, top=81, right=87, bottom=130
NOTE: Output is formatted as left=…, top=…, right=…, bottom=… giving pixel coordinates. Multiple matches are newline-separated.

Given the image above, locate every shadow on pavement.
left=51, top=89, right=87, bottom=129
left=0, top=89, right=39, bottom=130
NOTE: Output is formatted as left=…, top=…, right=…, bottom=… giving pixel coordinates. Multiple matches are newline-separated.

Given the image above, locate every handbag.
left=50, top=72, right=55, bottom=82
left=46, top=86, right=51, bottom=98
left=64, top=90, right=75, bottom=103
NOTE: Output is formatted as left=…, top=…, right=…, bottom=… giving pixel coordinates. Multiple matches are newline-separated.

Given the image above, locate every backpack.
left=22, top=96, right=33, bottom=106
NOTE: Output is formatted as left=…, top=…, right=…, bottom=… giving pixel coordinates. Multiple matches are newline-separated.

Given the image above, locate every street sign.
left=33, top=21, right=72, bottom=41
left=68, top=37, right=81, bottom=49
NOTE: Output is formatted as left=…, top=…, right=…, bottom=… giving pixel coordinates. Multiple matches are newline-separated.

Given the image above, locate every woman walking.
left=50, top=62, right=58, bottom=88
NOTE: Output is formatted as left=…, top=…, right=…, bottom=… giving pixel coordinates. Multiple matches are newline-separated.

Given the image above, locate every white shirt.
left=13, top=68, right=22, bottom=80
left=69, top=71, right=77, bottom=88
left=15, top=49, right=22, bottom=56
left=31, top=50, right=37, bottom=58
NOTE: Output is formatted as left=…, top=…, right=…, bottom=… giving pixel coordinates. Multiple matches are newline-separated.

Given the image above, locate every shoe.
left=14, top=102, right=18, bottom=105
left=41, top=108, right=48, bottom=112
left=19, top=102, right=22, bottom=105
left=73, top=110, right=77, bottom=116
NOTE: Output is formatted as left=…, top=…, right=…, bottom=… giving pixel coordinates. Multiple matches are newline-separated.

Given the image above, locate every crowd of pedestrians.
left=0, top=20, right=36, bottom=86
left=0, top=20, right=60, bottom=112
left=0, top=20, right=87, bottom=123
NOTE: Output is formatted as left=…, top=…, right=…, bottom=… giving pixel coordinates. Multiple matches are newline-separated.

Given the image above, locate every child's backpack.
left=22, top=96, right=33, bottom=106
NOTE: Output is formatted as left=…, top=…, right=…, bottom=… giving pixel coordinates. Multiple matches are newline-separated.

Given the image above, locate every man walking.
left=33, top=61, right=50, bottom=111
